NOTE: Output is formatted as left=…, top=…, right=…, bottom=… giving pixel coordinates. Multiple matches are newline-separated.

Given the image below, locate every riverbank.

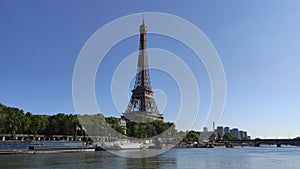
left=0, top=140, right=95, bottom=154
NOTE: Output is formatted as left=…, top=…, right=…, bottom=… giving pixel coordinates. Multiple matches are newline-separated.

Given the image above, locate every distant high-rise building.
left=243, top=131, right=248, bottom=139
left=203, top=127, right=208, bottom=133
left=231, top=128, right=239, bottom=138
left=239, top=131, right=244, bottom=140
left=224, top=127, right=230, bottom=134
left=216, top=126, right=224, bottom=136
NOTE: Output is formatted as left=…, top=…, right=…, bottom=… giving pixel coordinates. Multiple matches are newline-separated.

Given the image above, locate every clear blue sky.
left=1, top=0, right=300, bottom=138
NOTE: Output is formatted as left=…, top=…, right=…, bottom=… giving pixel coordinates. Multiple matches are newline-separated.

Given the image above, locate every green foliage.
left=125, top=119, right=174, bottom=138
left=183, top=131, right=200, bottom=142
left=223, top=133, right=238, bottom=140
left=0, top=104, right=26, bottom=136
left=0, top=103, right=178, bottom=140
left=0, top=103, right=79, bottom=136
left=24, top=113, right=49, bottom=135
left=45, top=113, right=79, bottom=135
left=105, top=117, right=123, bottom=133
left=78, top=114, right=113, bottom=136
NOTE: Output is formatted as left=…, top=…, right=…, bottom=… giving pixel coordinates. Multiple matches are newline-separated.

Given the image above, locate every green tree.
left=223, top=133, right=238, bottom=140
left=183, top=131, right=200, bottom=142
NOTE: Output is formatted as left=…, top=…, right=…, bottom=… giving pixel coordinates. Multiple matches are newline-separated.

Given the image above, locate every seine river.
left=1, top=147, right=300, bottom=169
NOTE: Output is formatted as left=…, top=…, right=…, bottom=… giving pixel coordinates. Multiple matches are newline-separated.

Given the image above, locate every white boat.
left=98, top=142, right=146, bottom=150
left=118, top=143, right=146, bottom=150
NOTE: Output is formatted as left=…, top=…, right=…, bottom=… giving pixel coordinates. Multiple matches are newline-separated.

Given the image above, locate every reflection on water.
left=109, top=148, right=171, bottom=158
left=0, top=147, right=300, bottom=169
left=121, top=153, right=176, bottom=169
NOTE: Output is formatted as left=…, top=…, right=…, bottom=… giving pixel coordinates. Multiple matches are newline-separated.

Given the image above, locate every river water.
left=1, top=147, right=299, bottom=169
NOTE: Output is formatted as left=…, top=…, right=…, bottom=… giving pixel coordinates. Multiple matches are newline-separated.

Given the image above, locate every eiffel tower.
left=122, top=18, right=163, bottom=122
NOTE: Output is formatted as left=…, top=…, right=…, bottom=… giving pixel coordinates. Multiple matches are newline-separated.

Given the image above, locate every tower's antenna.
left=142, top=14, right=144, bottom=24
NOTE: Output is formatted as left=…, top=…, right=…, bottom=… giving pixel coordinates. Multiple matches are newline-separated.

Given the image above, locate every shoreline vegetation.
left=0, top=103, right=237, bottom=144
left=0, top=103, right=176, bottom=141
left=1, top=103, right=300, bottom=154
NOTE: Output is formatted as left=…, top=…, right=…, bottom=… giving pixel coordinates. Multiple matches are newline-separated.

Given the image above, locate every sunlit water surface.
left=1, top=147, right=300, bottom=169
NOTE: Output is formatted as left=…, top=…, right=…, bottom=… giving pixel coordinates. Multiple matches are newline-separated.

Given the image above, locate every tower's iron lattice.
left=123, top=19, right=163, bottom=121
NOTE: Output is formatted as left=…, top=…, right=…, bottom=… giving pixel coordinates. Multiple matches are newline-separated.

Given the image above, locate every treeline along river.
left=0, top=147, right=299, bottom=169
left=0, top=103, right=175, bottom=140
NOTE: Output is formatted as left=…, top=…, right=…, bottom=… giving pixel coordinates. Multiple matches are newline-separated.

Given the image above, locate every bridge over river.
left=222, top=139, right=300, bottom=147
